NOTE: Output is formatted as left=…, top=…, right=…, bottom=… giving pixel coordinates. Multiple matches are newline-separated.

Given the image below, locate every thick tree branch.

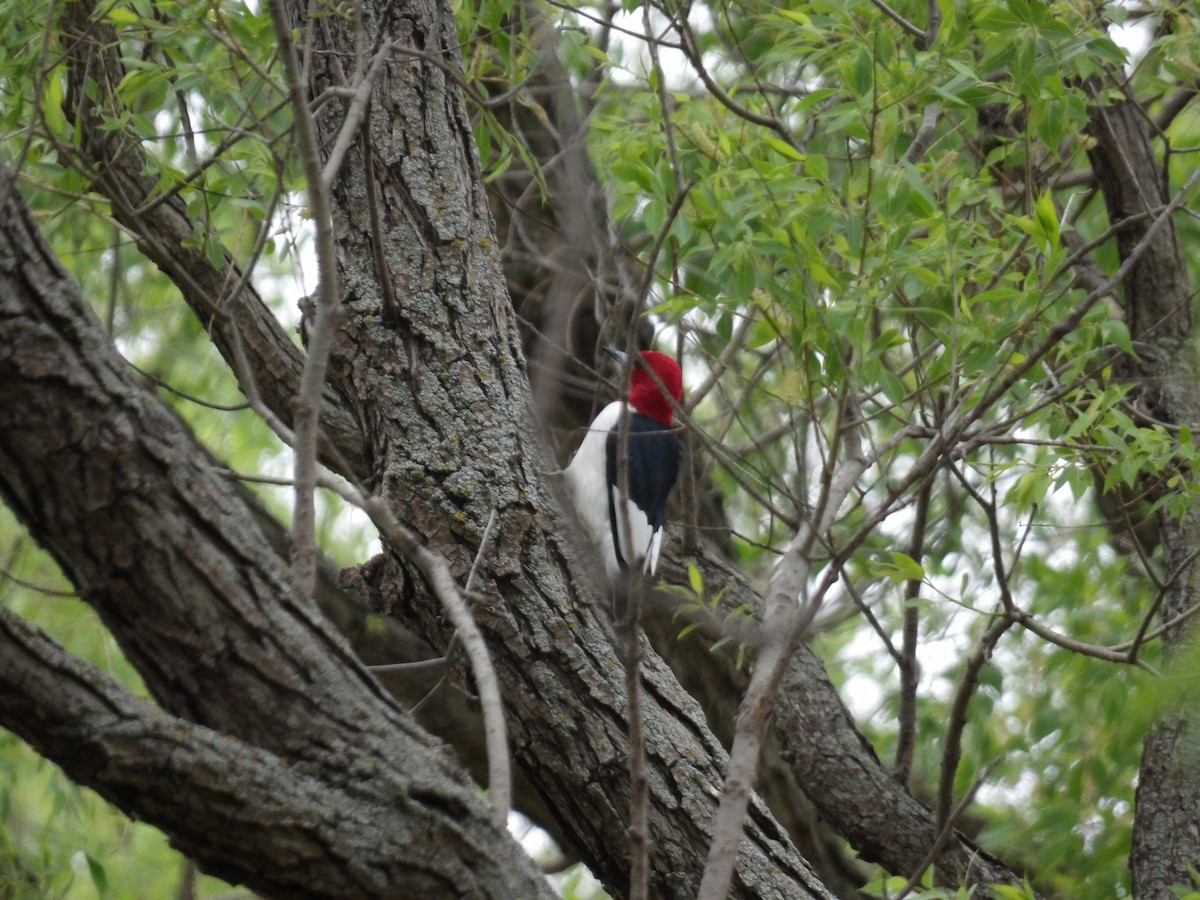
left=1088, top=91, right=1200, bottom=899
left=0, top=159, right=550, bottom=898
left=0, top=601, right=545, bottom=899
left=58, top=2, right=369, bottom=481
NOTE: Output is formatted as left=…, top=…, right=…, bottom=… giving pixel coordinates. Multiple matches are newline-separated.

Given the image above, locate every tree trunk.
left=292, top=0, right=830, bottom=895
left=1087, top=93, right=1200, bottom=900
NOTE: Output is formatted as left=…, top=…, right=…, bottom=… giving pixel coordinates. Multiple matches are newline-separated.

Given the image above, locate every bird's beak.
left=603, top=346, right=628, bottom=365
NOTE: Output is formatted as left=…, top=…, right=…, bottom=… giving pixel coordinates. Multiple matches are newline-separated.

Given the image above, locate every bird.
left=565, top=348, right=683, bottom=579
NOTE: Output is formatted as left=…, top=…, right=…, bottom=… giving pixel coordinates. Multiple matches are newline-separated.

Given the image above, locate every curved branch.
left=0, top=158, right=547, bottom=899
left=59, top=2, right=369, bottom=481
left=0, top=602, right=547, bottom=899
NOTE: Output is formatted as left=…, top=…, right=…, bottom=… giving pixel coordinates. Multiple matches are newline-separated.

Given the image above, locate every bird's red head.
left=628, top=351, right=683, bottom=427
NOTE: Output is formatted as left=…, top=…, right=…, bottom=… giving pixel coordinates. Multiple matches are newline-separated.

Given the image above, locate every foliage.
left=532, top=0, right=1198, bottom=894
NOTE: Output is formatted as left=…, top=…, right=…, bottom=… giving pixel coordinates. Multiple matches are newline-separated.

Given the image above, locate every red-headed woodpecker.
left=566, top=349, right=683, bottom=578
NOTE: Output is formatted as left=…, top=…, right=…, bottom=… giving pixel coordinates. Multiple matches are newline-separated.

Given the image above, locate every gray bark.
left=295, top=0, right=830, bottom=896
left=0, top=159, right=553, bottom=899
left=1087, top=95, right=1200, bottom=900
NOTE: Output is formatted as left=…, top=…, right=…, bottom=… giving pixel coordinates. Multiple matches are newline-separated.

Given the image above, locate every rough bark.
left=0, top=160, right=552, bottom=899
left=53, top=0, right=566, bottom=843
left=0, top=602, right=546, bottom=899
left=1087, top=95, right=1200, bottom=898
left=294, top=0, right=830, bottom=896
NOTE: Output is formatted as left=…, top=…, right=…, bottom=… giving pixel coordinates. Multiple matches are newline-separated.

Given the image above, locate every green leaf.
left=868, top=551, right=925, bottom=583
left=104, top=6, right=142, bottom=26
left=765, top=137, right=805, bottom=162
left=849, top=50, right=873, bottom=98
left=1033, top=190, right=1060, bottom=249
left=39, top=66, right=67, bottom=137
left=1101, top=319, right=1134, bottom=356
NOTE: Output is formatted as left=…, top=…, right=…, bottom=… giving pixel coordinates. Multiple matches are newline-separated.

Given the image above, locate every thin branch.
left=323, top=477, right=512, bottom=829
left=894, top=478, right=931, bottom=784
left=866, top=0, right=926, bottom=44
left=366, top=657, right=447, bottom=673
left=0, top=569, right=78, bottom=600
left=672, top=12, right=801, bottom=153
left=1156, top=79, right=1200, bottom=133
left=1115, top=545, right=1200, bottom=658
left=902, top=103, right=941, bottom=164
left=1005, top=603, right=1158, bottom=670
left=936, top=611, right=1012, bottom=833
left=542, top=0, right=686, bottom=51
left=634, top=179, right=696, bottom=308
left=838, top=573, right=902, bottom=662
left=320, top=36, right=394, bottom=189
left=1116, top=591, right=1200, bottom=658
left=684, top=313, right=754, bottom=413
left=920, top=0, right=943, bottom=49
left=265, top=0, right=343, bottom=600
left=132, top=364, right=251, bottom=412
left=896, top=758, right=1001, bottom=898
left=467, top=509, right=500, bottom=592
left=697, top=389, right=868, bottom=900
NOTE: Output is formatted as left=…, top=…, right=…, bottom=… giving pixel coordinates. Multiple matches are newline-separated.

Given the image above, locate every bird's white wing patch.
left=645, top=529, right=663, bottom=575
left=565, top=401, right=625, bottom=577
left=609, top=483, right=658, bottom=575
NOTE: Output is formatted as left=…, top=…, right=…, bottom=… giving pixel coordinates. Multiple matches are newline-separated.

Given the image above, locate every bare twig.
left=672, top=13, right=801, bottom=153
left=320, top=36, right=394, bottom=188
left=265, top=0, right=343, bottom=600
left=936, top=612, right=1012, bottom=833
left=327, top=480, right=512, bottom=829
left=367, top=657, right=447, bottom=674
left=697, top=388, right=868, bottom=900
left=920, top=0, right=942, bottom=49
left=894, top=478, right=931, bottom=783
left=1156, top=79, right=1200, bottom=133
left=866, top=0, right=926, bottom=45
left=896, top=758, right=1001, bottom=898
left=684, top=313, right=754, bottom=413
left=1117, top=593, right=1200, bottom=659
left=902, top=103, right=941, bottom=164
left=0, top=563, right=78, bottom=600
left=838, top=574, right=902, bottom=661
left=633, top=179, right=696, bottom=308
left=131, top=364, right=251, bottom=412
